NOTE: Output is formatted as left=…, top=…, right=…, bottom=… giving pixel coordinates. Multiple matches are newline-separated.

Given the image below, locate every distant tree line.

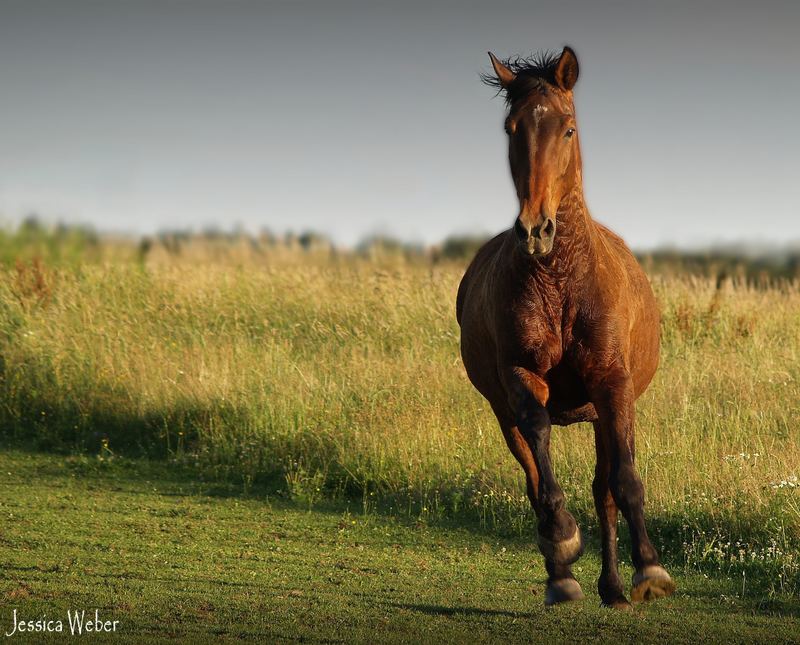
left=636, top=248, right=800, bottom=284
left=0, top=216, right=99, bottom=265
left=3, top=218, right=800, bottom=283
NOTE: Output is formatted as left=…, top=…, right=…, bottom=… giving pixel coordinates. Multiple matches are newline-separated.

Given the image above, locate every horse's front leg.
left=505, top=367, right=584, bottom=605
left=590, top=370, right=676, bottom=604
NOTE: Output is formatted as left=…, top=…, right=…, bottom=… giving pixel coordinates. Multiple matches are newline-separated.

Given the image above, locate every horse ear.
left=488, top=52, right=516, bottom=88
left=554, top=46, right=579, bottom=91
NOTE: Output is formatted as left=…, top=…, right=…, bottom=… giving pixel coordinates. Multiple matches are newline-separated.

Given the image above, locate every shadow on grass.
left=0, top=396, right=227, bottom=459
left=384, top=602, right=532, bottom=620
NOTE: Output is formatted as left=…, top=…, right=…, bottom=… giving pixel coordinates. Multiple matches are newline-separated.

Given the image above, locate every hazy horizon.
left=1, top=1, right=798, bottom=250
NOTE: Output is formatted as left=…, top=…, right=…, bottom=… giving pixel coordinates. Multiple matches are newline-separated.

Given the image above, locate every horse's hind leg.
left=499, top=368, right=584, bottom=604
left=592, top=421, right=631, bottom=609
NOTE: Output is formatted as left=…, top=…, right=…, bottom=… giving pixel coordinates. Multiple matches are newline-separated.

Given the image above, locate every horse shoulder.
left=456, top=231, right=508, bottom=327
left=581, top=221, right=660, bottom=393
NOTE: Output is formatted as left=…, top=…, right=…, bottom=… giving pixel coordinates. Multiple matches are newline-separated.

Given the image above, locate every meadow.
left=1, top=228, right=799, bottom=641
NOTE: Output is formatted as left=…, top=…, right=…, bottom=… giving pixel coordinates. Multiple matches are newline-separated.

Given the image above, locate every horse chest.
left=511, top=299, right=567, bottom=372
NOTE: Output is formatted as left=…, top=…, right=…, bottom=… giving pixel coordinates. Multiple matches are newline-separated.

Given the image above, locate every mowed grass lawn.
left=1, top=450, right=798, bottom=644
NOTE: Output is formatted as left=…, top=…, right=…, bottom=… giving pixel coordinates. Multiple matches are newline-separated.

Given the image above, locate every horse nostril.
left=514, top=218, right=530, bottom=241
left=542, top=218, right=555, bottom=239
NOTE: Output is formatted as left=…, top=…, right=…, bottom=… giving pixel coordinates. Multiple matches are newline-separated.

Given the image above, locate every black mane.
left=481, top=51, right=561, bottom=103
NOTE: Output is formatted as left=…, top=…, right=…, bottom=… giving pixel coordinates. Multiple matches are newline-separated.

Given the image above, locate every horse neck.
left=552, top=187, right=594, bottom=269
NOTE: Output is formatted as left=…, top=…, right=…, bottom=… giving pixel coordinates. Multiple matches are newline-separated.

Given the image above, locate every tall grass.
left=0, top=251, right=798, bottom=599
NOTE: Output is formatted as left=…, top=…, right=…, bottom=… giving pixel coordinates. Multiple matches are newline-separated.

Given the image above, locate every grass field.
left=0, top=245, right=799, bottom=640
left=1, top=450, right=798, bottom=644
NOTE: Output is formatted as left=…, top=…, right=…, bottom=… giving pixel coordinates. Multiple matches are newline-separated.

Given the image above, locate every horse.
left=456, top=46, right=675, bottom=609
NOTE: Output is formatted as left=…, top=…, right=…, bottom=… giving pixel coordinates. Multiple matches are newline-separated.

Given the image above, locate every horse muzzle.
left=514, top=215, right=556, bottom=256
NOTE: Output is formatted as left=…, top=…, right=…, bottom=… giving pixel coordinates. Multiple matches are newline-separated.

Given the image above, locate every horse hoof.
left=601, top=597, right=633, bottom=611
left=544, top=578, right=584, bottom=606
left=538, top=526, right=583, bottom=565
left=631, top=566, right=676, bottom=603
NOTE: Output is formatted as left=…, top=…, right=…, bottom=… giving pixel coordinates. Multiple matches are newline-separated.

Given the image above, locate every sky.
left=0, top=0, right=798, bottom=249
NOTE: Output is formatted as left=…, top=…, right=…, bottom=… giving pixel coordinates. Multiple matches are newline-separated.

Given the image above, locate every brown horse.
left=456, top=46, right=675, bottom=608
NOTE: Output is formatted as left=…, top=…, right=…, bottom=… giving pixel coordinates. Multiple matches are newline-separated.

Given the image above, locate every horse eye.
left=565, top=128, right=575, bottom=138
